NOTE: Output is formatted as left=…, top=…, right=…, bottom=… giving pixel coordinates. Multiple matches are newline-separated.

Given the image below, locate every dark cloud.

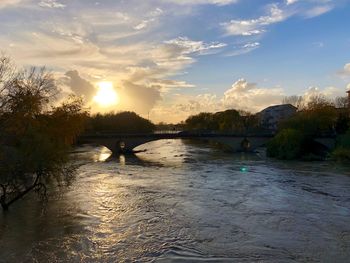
left=118, top=81, right=162, bottom=114
left=64, top=70, right=95, bottom=102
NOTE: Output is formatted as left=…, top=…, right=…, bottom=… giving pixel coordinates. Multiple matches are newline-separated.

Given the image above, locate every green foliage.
left=267, top=129, right=305, bottom=160
left=87, top=111, right=155, bottom=134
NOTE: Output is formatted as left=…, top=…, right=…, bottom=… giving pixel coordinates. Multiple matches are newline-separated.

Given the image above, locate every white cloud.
left=149, top=78, right=195, bottom=91
left=134, top=19, right=153, bottom=30
left=161, top=0, right=238, bottom=6
left=155, top=78, right=284, bottom=121
left=304, top=5, right=333, bottom=18
left=124, top=37, right=225, bottom=83
left=226, top=42, right=260, bottom=56
left=38, top=0, right=66, bottom=9
left=343, top=63, right=350, bottom=73
left=302, top=86, right=346, bottom=103
left=222, top=79, right=284, bottom=112
left=164, top=37, right=226, bottom=55
left=221, top=4, right=287, bottom=36
left=133, top=7, right=164, bottom=30
left=286, top=0, right=299, bottom=5
left=337, top=63, right=350, bottom=77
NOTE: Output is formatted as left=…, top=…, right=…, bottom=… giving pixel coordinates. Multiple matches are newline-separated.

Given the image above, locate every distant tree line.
left=184, top=109, right=261, bottom=134
left=86, top=111, right=155, bottom=134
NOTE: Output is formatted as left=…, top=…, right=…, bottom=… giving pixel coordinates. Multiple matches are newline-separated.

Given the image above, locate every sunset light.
left=94, top=82, right=119, bottom=107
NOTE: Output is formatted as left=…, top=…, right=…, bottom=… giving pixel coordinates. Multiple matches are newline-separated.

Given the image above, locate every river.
left=1, top=139, right=350, bottom=262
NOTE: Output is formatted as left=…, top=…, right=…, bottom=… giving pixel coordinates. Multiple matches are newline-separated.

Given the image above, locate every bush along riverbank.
left=267, top=131, right=350, bottom=162
left=330, top=132, right=350, bottom=162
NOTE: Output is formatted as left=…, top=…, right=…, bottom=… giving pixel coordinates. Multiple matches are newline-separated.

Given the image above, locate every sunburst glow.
left=94, top=82, right=119, bottom=107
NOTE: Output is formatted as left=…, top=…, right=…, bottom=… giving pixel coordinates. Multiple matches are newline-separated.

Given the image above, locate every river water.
left=1, top=139, right=350, bottom=262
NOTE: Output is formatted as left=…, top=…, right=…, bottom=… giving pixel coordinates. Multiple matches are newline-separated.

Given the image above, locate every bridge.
left=78, top=132, right=274, bottom=154
left=77, top=132, right=337, bottom=154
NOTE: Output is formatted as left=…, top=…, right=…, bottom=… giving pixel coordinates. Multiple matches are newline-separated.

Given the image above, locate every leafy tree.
left=0, top=57, right=87, bottom=211
left=213, top=110, right=241, bottom=132
left=185, top=112, right=215, bottom=131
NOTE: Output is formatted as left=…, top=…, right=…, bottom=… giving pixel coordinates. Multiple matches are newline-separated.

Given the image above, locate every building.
left=258, top=104, right=297, bottom=132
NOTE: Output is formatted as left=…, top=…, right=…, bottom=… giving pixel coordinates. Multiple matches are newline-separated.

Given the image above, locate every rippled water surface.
left=1, top=140, right=350, bottom=262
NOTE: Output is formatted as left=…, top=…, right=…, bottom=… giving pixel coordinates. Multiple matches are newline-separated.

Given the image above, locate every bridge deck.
left=77, top=133, right=335, bottom=154
left=80, top=133, right=274, bottom=139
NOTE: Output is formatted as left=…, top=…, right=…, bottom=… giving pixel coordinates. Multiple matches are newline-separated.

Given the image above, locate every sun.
left=93, top=82, right=119, bottom=107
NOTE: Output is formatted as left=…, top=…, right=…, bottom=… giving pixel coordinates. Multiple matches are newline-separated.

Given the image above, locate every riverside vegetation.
left=267, top=96, right=350, bottom=161
left=183, top=96, right=350, bottom=161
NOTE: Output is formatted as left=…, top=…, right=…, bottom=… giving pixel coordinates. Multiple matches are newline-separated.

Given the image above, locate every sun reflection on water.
left=96, top=147, right=112, bottom=162
left=119, top=155, right=126, bottom=165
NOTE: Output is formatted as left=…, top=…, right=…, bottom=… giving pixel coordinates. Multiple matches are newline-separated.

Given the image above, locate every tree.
left=306, top=94, right=333, bottom=111
left=239, top=111, right=259, bottom=134
left=185, top=112, right=215, bottom=131
left=185, top=109, right=260, bottom=134
left=334, top=96, right=348, bottom=109
left=280, top=96, right=337, bottom=137
left=213, top=110, right=241, bottom=132
left=0, top=57, right=88, bottom=211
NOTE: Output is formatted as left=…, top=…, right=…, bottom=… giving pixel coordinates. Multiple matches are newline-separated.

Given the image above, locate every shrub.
left=267, top=129, right=305, bottom=160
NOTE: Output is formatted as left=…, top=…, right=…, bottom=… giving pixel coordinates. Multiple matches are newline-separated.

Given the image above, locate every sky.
left=0, top=0, right=349, bottom=123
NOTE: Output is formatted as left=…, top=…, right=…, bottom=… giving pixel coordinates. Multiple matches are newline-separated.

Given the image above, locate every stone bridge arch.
left=78, top=134, right=273, bottom=154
